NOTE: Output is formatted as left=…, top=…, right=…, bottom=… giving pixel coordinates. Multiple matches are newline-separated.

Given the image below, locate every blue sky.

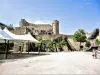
left=0, top=0, right=100, bottom=35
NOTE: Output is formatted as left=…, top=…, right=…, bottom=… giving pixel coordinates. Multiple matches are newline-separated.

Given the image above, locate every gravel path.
left=0, top=52, right=100, bottom=74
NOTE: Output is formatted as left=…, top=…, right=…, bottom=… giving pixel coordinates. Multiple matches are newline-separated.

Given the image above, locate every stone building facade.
left=11, top=19, right=59, bottom=35
left=9, top=19, right=61, bottom=52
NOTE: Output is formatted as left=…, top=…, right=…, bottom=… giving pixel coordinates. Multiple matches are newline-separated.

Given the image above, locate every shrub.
left=96, top=39, right=100, bottom=45
left=85, top=41, right=91, bottom=48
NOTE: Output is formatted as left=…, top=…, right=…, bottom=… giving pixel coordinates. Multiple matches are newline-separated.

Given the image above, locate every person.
left=92, top=49, right=95, bottom=58
left=92, top=49, right=98, bottom=59
left=92, top=39, right=98, bottom=59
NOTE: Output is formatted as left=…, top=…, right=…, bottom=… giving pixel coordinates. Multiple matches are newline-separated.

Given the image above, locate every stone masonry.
left=10, top=19, right=61, bottom=52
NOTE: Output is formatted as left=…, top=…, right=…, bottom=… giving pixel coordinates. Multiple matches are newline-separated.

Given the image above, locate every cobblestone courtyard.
left=0, top=52, right=100, bottom=74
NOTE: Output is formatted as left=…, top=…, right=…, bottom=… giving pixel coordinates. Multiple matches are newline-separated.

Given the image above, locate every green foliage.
left=36, top=38, right=47, bottom=50
left=60, top=39, right=66, bottom=46
left=36, top=36, right=68, bottom=52
left=35, top=37, right=42, bottom=47
left=38, top=38, right=43, bottom=42
left=46, top=41, right=53, bottom=48
left=38, top=37, right=45, bottom=44
left=85, top=41, right=91, bottom=48
left=96, top=39, right=100, bottom=45
left=73, top=29, right=87, bottom=50
left=56, top=43, right=62, bottom=48
left=7, top=24, right=14, bottom=30
left=73, top=29, right=87, bottom=42
left=56, top=36, right=63, bottom=43
left=35, top=43, right=40, bottom=47
left=46, top=41, right=54, bottom=52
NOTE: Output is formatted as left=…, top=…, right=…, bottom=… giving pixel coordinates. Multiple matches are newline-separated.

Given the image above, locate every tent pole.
left=30, top=42, right=34, bottom=52
left=7, top=40, right=10, bottom=58
left=28, top=41, right=29, bottom=54
left=4, top=39, right=8, bottom=59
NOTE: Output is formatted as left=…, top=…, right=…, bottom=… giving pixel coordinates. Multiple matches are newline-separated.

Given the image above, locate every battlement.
left=18, top=19, right=59, bottom=35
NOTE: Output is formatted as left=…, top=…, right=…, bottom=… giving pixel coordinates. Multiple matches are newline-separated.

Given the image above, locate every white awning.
left=3, top=28, right=39, bottom=43
left=0, top=28, right=13, bottom=40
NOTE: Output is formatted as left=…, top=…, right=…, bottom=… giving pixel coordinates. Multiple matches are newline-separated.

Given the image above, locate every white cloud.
left=14, top=24, right=19, bottom=27
left=14, top=18, right=51, bottom=27
left=26, top=18, right=51, bottom=24
left=33, top=20, right=51, bottom=24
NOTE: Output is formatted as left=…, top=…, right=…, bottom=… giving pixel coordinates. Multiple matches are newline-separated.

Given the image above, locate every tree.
left=52, top=36, right=67, bottom=51
left=85, top=41, right=91, bottom=48
left=56, top=43, right=62, bottom=48
left=35, top=42, right=40, bottom=47
left=96, top=39, right=100, bottom=45
left=38, top=37, right=42, bottom=42
left=35, top=37, right=43, bottom=48
left=37, top=37, right=47, bottom=52
left=60, top=39, right=66, bottom=46
left=73, top=29, right=87, bottom=50
left=7, top=24, right=14, bottom=30
left=46, top=41, right=54, bottom=52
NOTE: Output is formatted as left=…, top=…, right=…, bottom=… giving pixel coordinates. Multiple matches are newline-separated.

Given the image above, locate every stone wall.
left=18, top=19, right=59, bottom=35
left=19, top=19, right=29, bottom=27
left=13, top=40, right=29, bottom=52
left=67, top=37, right=87, bottom=51
left=52, top=20, right=59, bottom=35
left=10, top=27, right=27, bottom=35
left=24, top=25, right=53, bottom=35
left=36, top=34, right=67, bottom=41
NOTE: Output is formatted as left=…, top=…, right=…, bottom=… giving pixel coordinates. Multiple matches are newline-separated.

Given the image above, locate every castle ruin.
left=9, top=19, right=84, bottom=52
left=12, top=19, right=59, bottom=36
left=9, top=19, right=66, bottom=52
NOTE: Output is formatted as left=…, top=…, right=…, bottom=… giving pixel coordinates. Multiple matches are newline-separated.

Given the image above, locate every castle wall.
left=19, top=19, right=59, bottom=35
left=25, top=25, right=52, bottom=31
left=13, top=40, right=29, bottom=52
left=22, top=25, right=53, bottom=35
left=36, top=34, right=67, bottom=41
left=67, top=38, right=87, bottom=50
left=10, top=27, right=27, bottom=35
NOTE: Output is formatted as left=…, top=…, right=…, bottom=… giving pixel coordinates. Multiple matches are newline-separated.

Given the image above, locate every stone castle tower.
left=19, top=19, right=29, bottom=27
left=52, top=20, right=59, bottom=35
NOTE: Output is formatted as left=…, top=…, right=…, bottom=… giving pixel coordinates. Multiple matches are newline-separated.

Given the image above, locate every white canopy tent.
left=0, top=27, right=39, bottom=59
left=0, top=27, right=14, bottom=43
left=0, top=27, right=14, bottom=59
left=0, top=28, right=13, bottom=40
left=3, top=27, right=39, bottom=43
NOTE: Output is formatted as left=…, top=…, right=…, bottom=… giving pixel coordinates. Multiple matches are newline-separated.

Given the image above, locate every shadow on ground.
left=0, top=52, right=51, bottom=64
left=84, top=52, right=100, bottom=59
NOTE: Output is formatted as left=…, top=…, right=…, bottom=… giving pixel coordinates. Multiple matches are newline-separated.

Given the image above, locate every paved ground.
left=0, top=52, right=100, bottom=74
